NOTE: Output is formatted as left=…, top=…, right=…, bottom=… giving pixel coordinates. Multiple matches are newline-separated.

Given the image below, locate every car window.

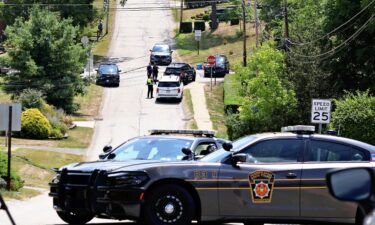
left=195, top=142, right=216, bottom=156
left=152, top=45, right=170, bottom=52
left=158, top=82, right=180, bottom=87
left=99, top=65, right=118, bottom=75
left=165, top=68, right=181, bottom=74
left=111, top=138, right=193, bottom=161
left=307, top=140, right=368, bottom=162
left=242, top=139, right=303, bottom=163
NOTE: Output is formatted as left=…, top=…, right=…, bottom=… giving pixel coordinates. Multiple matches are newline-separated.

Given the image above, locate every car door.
left=218, top=138, right=304, bottom=217
left=301, top=139, right=372, bottom=218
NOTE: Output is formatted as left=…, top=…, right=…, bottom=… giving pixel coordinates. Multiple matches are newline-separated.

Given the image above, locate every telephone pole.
left=179, top=0, right=184, bottom=33
left=106, top=0, right=109, bottom=34
left=254, top=0, right=259, bottom=48
left=242, top=0, right=247, bottom=66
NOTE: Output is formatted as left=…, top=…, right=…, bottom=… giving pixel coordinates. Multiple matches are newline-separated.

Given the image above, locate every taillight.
left=156, top=88, right=159, bottom=93
left=178, top=88, right=180, bottom=93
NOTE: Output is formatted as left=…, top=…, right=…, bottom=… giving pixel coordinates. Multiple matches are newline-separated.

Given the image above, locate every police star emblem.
left=249, top=171, right=275, bottom=203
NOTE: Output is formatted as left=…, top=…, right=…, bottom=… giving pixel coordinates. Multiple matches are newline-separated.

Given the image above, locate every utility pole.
left=284, top=0, right=289, bottom=40
left=179, top=0, right=184, bottom=33
left=254, top=0, right=259, bottom=48
left=106, top=0, right=110, bottom=34
left=242, top=0, right=247, bottom=66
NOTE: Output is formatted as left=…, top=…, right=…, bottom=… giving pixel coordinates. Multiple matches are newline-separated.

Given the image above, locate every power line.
left=287, top=13, right=374, bottom=60
left=288, top=0, right=375, bottom=46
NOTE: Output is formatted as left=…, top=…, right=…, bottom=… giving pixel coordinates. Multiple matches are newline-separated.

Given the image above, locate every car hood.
left=151, top=52, right=170, bottom=56
left=60, top=160, right=165, bottom=172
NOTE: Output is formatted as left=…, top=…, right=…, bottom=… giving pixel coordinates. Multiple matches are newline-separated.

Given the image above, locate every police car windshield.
left=110, top=138, right=193, bottom=161
left=99, top=65, right=118, bottom=74
left=200, top=135, right=257, bottom=162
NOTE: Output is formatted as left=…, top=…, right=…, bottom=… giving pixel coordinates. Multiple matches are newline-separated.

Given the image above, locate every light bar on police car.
left=281, top=125, right=315, bottom=133
left=149, top=129, right=215, bottom=136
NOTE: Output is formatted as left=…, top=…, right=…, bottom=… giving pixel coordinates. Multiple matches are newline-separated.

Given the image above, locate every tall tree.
left=3, top=7, right=87, bottom=113
left=323, top=0, right=375, bottom=93
left=1, top=0, right=96, bottom=28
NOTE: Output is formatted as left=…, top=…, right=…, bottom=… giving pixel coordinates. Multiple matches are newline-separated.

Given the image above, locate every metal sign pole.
left=7, top=106, right=12, bottom=191
left=197, top=41, right=200, bottom=55
left=210, top=66, right=213, bottom=91
left=319, top=124, right=322, bottom=134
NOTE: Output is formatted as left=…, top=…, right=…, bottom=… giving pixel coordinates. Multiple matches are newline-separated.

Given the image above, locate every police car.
left=49, top=125, right=375, bottom=225
left=156, top=75, right=184, bottom=101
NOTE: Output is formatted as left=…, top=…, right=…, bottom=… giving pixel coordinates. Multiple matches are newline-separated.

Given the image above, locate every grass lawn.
left=73, top=84, right=104, bottom=121
left=0, top=127, right=93, bottom=149
left=204, top=83, right=228, bottom=139
left=0, top=148, right=83, bottom=199
left=182, top=89, right=198, bottom=129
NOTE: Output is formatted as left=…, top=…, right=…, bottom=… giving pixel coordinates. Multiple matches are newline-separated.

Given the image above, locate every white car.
left=156, top=75, right=183, bottom=101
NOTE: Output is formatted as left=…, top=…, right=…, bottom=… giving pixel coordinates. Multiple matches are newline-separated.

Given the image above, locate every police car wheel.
left=144, top=184, right=195, bottom=225
left=56, top=211, right=93, bottom=225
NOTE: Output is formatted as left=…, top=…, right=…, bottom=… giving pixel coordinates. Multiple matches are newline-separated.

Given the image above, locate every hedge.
left=194, top=21, right=205, bottom=31
left=21, top=108, right=52, bottom=139
left=180, top=22, right=193, bottom=33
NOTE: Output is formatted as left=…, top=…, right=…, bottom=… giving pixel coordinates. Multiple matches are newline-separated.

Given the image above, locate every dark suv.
left=164, top=62, right=196, bottom=84
left=96, top=63, right=121, bottom=87
left=150, top=44, right=172, bottom=65
left=204, top=54, right=230, bottom=77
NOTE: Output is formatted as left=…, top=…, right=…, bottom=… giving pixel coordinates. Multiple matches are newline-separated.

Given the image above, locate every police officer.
left=147, top=63, right=152, bottom=77
left=146, top=75, right=154, bottom=98
left=152, top=63, right=159, bottom=82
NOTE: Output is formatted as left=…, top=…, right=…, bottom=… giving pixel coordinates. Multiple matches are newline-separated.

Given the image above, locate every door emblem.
left=249, top=171, right=275, bottom=203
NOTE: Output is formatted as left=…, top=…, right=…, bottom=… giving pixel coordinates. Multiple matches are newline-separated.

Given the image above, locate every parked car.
left=95, top=63, right=121, bottom=87
left=49, top=125, right=375, bottom=225
left=327, top=167, right=375, bottom=225
left=150, top=44, right=172, bottom=65
left=204, top=54, right=230, bottom=77
left=164, top=62, right=196, bottom=84
left=156, top=75, right=184, bottom=102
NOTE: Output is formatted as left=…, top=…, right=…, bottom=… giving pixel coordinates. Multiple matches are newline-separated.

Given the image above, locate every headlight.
left=151, top=55, right=156, bottom=59
left=106, top=171, right=149, bottom=186
left=52, top=173, right=61, bottom=184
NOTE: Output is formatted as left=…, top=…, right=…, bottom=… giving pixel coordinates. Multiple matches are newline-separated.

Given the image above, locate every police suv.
left=49, top=126, right=375, bottom=225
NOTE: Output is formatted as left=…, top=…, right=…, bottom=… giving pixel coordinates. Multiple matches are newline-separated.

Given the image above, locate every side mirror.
left=103, top=145, right=112, bottom=153
left=118, top=69, right=122, bottom=72
left=327, top=168, right=373, bottom=202
left=232, top=153, right=247, bottom=165
left=222, top=141, right=233, bottom=151
left=149, top=49, right=152, bottom=52
left=95, top=68, right=98, bottom=72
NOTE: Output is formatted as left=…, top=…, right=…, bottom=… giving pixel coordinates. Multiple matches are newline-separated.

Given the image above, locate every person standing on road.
left=152, top=63, right=159, bottom=82
left=146, top=75, right=154, bottom=98
left=147, top=63, right=152, bottom=77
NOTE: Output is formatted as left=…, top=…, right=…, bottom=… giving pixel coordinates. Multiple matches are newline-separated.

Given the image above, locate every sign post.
left=311, top=99, right=331, bottom=134
left=207, top=55, right=216, bottom=91
left=194, top=30, right=201, bottom=55
left=0, top=103, right=21, bottom=191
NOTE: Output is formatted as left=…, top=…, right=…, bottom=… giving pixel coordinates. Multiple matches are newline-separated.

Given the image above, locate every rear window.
left=165, top=68, right=181, bottom=75
left=158, top=82, right=180, bottom=87
left=99, top=65, right=118, bottom=75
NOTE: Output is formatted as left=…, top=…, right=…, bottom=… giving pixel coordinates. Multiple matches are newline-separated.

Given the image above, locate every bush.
left=0, top=152, right=24, bottom=191
left=180, top=22, right=193, bottom=33
left=50, top=129, right=64, bottom=139
left=16, top=89, right=45, bottom=110
left=194, top=21, right=206, bottom=31
left=203, top=14, right=210, bottom=21
left=331, top=91, right=375, bottom=145
left=230, top=19, right=240, bottom=25
left=21, top=108, right=52, bottom=139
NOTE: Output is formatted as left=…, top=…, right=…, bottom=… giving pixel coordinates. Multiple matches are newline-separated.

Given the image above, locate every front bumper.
left=49, top=170, right=143, bottom=220
left=96, top=75, right=120, bottom=85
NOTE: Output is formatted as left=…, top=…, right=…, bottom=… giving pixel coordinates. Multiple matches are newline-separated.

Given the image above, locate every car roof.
left=167, top=63, right=187, bottom=68
left=159, top=75, right=181, bottom=82
left=99, top=63, right=117, bottom=66
left=253, top=132, right=375, bottom=153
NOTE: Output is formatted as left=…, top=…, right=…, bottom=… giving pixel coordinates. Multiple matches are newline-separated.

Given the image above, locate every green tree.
left=331, top=90, right=375, bottom=145
left=0, top=0, right=96, bottom=28
left=323, top=0, right=375, bottom=93
left=3, top=7, right=87, bottom=113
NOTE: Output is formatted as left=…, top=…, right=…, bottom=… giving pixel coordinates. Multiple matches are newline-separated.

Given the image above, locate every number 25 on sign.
left=311, top=99, right=331, bottom=124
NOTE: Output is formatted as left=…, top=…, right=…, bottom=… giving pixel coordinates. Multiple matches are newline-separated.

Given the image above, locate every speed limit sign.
left=311, top=99, right=331, bottom=124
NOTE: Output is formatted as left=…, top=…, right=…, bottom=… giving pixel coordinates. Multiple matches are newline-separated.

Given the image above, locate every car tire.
left=56, top=211, right=93, bottom=225
left=143, top=184, right=195, bottom=225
